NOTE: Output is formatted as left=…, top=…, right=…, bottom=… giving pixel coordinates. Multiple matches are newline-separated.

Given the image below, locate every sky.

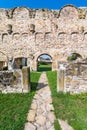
left=0, top=0, right=87, bottom=9
left=40, top=54, right=52, bottom=60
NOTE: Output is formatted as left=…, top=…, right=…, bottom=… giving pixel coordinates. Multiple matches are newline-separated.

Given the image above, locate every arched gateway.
left=37, top=53, right=52, bottom=71
left=0, top=5, right=87, bottom=70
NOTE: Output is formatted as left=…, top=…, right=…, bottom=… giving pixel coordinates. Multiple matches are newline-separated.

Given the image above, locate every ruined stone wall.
left=0, top=67, right=30, bottom=93
left=64, top=62, right=87, bottom=94
left=0, top=5, right=87, bottom=70
left=58, top=61, right=87, bottom=94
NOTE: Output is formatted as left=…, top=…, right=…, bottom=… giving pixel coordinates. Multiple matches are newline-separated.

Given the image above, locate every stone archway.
left=32, top=51, right=58, bottom=71
left=37, top=54, right=52, bottom=71
left=67, top=52, right=82, bottom=61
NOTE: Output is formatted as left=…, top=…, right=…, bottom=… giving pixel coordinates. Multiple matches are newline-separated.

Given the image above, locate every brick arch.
left=58, top=4, right=78, bottom=19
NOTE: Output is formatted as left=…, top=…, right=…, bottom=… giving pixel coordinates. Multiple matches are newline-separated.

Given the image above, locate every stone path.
left=24, top=72, right=56, bottom=130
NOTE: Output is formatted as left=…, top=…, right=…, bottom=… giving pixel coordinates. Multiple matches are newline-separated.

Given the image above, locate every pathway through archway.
left=37, top=54, right=52, bottom=72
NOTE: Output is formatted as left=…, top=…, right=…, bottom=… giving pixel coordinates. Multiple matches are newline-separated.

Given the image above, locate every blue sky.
left=0, top=0, right=87, bottom=9
left=40, top=54, right=52, bottom=60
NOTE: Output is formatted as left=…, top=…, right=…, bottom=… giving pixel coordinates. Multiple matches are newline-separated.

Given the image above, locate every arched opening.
left=67, top=53, right=82, bottom=61
left=0, top=51, right=8, bottom=71
left=37, top=54, right=52, bottom=72
left=14, top=57, right=27, bottom=69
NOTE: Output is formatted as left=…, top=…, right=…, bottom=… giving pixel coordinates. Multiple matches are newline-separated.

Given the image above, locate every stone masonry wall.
left=0, top=5, right=87, bottom=70
left=58, top=61, right=87, bottom=94
left=0, top=67, right=30, bottom=93
left=0, top=70, right=22, bottom=93
left=64, top=62, right=87, bottom=94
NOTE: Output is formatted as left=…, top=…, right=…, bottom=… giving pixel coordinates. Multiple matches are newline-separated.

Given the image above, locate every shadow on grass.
left=31, top=82, right=48, bottom=91
left=30, top=71, right=41, bottom=92
left=31, top=82, right=38, bottom=92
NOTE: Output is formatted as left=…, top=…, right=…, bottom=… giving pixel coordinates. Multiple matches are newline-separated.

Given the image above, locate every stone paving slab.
left=58, top=119, right=74, bottom=130
left=24, top=72, right=55, bottom=130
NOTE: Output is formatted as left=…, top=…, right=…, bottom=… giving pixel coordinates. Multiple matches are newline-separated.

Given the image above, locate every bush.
left=67, top=53, right=82, bottom=61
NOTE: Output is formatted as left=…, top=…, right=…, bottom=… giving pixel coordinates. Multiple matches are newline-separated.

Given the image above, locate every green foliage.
left=46, top=71, right=87, bottom=130
left=67, top=54, right=77, bottom=61
left=67, top=53, right=81, bottom=61
left=0, top=72, right=41, bottom=130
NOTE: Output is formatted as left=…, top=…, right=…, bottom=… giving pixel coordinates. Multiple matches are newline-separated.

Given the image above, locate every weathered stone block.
left=57, top=64, right=66, bottom=92
left=0, top=70, right=23, bottom=93
left=22, top=66, right=30, bottom=92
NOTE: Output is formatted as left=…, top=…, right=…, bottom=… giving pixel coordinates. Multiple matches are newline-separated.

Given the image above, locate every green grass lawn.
left=46, top=71, right=87, bottom=130
left=0, top=71, right=41, bottom=130
left=37, top=64, right=52, bottom=72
